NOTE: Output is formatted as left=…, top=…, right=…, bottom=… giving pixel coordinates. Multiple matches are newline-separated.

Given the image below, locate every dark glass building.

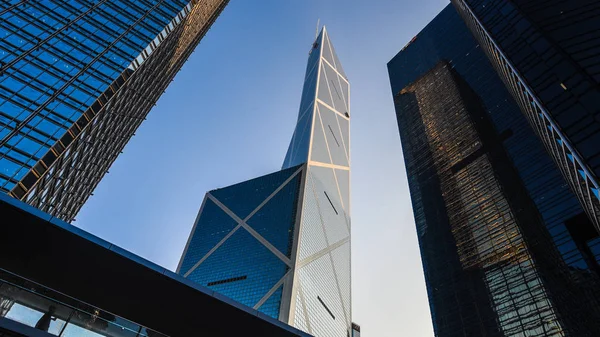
left=452, top=0, right=600, bottom=230
left=179, top=27, right=352, bottom=337
left=0, top=0, right=228, bottom=222
left=388, top=5, right=600, bottom=337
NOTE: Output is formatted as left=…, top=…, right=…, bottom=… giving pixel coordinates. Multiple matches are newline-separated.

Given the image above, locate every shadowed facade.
left=389, top=5, right=600, bottom=336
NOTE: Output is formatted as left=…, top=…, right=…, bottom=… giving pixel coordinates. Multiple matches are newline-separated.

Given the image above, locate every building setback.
left=178, top=26, right=351, bottom=337
left=0, top=0, right=228, bottom=221
left=388, top=5, right=600, bottom=336
left=452, top=0, right=600, bottom=229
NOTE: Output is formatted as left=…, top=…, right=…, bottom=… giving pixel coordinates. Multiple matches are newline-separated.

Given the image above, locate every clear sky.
left=77, top=1, right=449, bottom=336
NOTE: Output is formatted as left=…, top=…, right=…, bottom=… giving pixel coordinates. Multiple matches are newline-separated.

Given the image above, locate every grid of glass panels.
left=293, top=167, right=351, bottom=336
left=396, top=62, right=562, bottom=336
left=388, top=5, right=600, bottom=336
left=452, top=0, right=600, bottom=230
left=282, top=31, right=322, bottom=170
left=178, top=165, right=303, bottom=319
left=210, top=166, right=300, bottom=220
left=178, top=198, right=239, bottom=276
left=288, top=27, right=352, bottom=337
left=247, top=175, right=303, bottom=257
left=283, top=28, right=350, bottom=171
left=295, top=251, right=349, bottom=337
left=0, top=1, right=229, bottom=221
left=186, top=228, right=289, bottom=312
left=0, top=1, right=190, bottom=192
left=258, top=285, right=284, bottom=318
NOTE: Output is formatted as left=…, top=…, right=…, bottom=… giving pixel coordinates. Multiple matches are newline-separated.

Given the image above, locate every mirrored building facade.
left=178, top=27, right=352, bottom=337
left=452, top=0, right=600, bottom=230
left=388, top=5, right=600, bottom=336
left=0, top=0, right=228, bottom=221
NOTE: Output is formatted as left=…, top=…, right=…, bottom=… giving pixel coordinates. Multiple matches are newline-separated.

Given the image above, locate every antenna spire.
left=316, top=19, right=320, bottom=39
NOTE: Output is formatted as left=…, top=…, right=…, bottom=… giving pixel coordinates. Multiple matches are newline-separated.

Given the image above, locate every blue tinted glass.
left=0, top=1, right=190, bottom=191
left=180, top=166, right=303, bottom=315
left=305, top=31, right=323, bottom=80
left=186, top=229, right=288, bottom=310
left=283, top=108, right=313, bottom=169
left=258, top=285, right=284, bottom=319
left=282, top=31, right=326, bottom=170
left=178, top=198, right=239, bottom=275
left=247, top=174, right=301, bottom=257
left=211, top=165, right=299, bottom=219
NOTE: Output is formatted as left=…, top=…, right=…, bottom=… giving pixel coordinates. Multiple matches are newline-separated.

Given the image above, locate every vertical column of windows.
left=0, top=1, right=189, bottom=192
left=14, top=0, right=228, bottom=219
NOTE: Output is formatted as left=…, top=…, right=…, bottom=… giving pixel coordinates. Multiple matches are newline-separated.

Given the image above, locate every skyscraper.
left=0, top=0, right=228, bottom=221
left=178, top=26, right=351, bottom=337
left=451, top=0, right=600, bottom=230
left=388, top=5, right=600, bottom=336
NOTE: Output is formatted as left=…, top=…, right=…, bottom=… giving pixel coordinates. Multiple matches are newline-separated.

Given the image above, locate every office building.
left=351, top=323, right=360, bottom=337
left=452, top=0, right=600, bottom=229
left=0, top=192, right=311, bottom=337
left=179, top=26, right=351, bottom=337
left=0, top=0, right=228, bottom=222
left=388, top=5, right=600, bottom=336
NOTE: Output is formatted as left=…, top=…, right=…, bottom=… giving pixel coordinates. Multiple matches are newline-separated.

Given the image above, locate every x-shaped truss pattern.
left=178, top=26, right=351, bottom=337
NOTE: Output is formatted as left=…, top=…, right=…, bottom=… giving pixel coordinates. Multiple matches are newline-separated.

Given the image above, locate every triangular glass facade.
left=178, top=198, right=239, bottom=276
left=246, top=174, right=303, bottom=257
left=211, top=167, right=296, bottom=220
left=178, top=165, right=302, bottom=319
left=186, top=228, right=289, bottom=309
left=179, top=27, right=351, bottom=336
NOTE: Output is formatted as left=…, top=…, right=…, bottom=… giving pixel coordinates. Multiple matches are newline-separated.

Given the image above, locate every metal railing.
left=0, top=268, right=168, bottom=337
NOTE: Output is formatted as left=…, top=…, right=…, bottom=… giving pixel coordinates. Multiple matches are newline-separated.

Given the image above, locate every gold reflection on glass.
left=398, top=62, right=563, bottom=336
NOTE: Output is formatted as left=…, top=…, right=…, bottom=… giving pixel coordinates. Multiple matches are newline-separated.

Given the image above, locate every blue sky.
left=77, top=1, right=449, bottom=336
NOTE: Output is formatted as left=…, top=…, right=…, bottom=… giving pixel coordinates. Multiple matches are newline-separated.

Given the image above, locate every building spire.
left=316, top=18, right=320, bottom=39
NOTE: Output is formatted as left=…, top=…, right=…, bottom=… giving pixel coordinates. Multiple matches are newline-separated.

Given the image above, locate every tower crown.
left=283, top=27, right=350, bottom=170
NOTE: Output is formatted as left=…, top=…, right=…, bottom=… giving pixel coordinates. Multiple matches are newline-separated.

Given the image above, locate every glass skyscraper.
left=388, top=5, right=600, bottom=337
left=0, top=0, right=228, bottom=221
left=452, top=0, right=600, bottom=230
left=178, top=27, right=351, bottom=337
